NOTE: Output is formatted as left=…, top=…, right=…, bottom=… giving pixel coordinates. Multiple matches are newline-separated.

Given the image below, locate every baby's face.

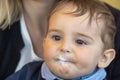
left=43, top=3, right=105, bottom=79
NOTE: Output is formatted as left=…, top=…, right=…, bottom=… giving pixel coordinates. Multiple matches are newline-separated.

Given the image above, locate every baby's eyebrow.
left=48, top=29, right=62, bottom=33
left=75, top=32, right=94, bottom=41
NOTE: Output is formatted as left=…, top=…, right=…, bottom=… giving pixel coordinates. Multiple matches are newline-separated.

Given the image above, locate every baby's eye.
left=51, top=35, right=61, bottom=41
left=75, top=39, right=87, bottom=45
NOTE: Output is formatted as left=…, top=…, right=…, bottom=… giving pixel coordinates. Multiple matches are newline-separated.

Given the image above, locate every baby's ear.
left=97, top=49, right=115, bottom=68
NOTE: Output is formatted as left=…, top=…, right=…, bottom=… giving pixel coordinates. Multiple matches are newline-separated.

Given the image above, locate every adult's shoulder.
left=0, top=20, right=21, bottom=40
left=0, top=20, right=25, bottom=80
left=0, top=20, right=21, bottom=57
left=0, top=20, right=20, bottom=32
left=0, top=20, right=21, bottom=45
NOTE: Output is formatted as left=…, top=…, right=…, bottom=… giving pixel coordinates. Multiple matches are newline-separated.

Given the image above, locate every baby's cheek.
left=77, top=57, right=92, bottom=68
left=44, top=48, right=52, bottom=59
left=44, top=47, right=56, bottom=60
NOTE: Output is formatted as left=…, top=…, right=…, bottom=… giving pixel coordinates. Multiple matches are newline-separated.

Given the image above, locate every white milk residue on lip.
left=58, top=55, right=67, bottom=62
left=57, top=55, right=72, bottom=63
left=58, top=55, right=68, bottom=66
left=56, top=55, right=75, bottom=65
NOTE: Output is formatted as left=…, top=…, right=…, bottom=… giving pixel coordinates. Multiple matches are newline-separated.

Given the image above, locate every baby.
left=6, top=0, right=116, bottom=80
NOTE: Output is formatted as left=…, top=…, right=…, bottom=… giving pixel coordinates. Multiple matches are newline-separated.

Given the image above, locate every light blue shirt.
left=41, top=62, right=107, bottom=80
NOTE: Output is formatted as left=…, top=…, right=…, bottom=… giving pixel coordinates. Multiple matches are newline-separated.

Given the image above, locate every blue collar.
left=41, top=62, right=106, bottom=80
left=72, top=68, right=106, bottom=80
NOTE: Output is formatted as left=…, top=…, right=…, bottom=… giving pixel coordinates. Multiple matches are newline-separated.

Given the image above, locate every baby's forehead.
left=50, top=11, right=105, bottom=36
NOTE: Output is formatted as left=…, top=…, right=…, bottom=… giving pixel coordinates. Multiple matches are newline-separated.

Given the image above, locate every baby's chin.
left=54, top=69, right=79, bottom=79
left=52, top=61, right=78, bottom=79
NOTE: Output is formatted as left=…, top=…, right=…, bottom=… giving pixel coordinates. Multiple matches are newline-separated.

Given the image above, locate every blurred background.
left=101, top=0, right=120, bottom=10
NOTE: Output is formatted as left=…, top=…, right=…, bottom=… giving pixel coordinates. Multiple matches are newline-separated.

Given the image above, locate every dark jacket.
left=0, top=4, right=120, bottom=80
left=5, top=61, right=44, bottom=80
left=0, top=21, right=24, bottom=80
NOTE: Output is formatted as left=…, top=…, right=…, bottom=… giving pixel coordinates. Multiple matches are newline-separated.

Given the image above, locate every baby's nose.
left=60, top=48, right=70, bottom=53
left=60, top=41, right=71, bottom=53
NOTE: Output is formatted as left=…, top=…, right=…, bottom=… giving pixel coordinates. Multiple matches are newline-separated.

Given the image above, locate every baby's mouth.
left=55, top=55, right=74, bottom=63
